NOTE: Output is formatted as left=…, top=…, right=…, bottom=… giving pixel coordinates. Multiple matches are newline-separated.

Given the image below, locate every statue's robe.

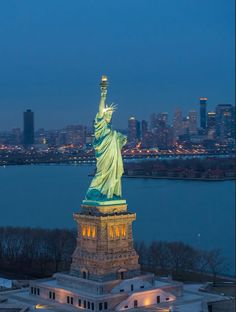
left=86, top=113, right=126, bottom=200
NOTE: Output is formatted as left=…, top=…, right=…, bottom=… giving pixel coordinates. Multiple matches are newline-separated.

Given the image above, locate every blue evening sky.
left=0, top=0, right=234, bottom=130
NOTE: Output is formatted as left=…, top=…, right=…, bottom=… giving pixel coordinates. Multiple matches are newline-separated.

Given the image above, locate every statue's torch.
left=100, top=75, right=108, bottom=93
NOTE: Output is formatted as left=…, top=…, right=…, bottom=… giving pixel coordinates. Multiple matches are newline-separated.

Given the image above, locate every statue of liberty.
left=85, top=76, right=127, bottom=201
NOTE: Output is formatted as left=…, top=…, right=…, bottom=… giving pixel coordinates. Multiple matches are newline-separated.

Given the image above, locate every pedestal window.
left=81, top=224, right=96, bottom=239
left=108, top=224, right=126, bottom=239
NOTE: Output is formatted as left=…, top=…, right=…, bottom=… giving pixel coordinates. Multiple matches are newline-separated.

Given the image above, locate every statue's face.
left=104, top=111, right=113, bottom=123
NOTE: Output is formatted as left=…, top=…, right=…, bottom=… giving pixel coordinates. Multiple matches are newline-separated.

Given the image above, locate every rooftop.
left=1, top=282, right=233, bottom=312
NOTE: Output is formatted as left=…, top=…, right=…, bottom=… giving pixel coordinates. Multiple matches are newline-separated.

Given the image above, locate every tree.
left=205, top=249, right=227, bottom=284
left=167, top=241, right=197, bottom=274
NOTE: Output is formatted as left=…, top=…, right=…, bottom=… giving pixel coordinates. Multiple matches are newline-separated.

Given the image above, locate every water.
left=0, top=165, right=235, bottom=276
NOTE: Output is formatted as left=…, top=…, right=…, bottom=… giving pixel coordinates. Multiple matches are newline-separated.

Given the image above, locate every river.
left=0, top=165, right=235, bottom=276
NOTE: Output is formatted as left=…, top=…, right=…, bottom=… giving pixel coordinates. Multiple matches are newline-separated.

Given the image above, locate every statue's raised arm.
left=85, top=76, right=127, bottom=203
left=97, top=75, right=108, bottom=118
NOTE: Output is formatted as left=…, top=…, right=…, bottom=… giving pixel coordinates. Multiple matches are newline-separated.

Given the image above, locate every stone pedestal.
left=71, top=202, right=140, bottom=282
left=30, top=200, right=182, bottom=311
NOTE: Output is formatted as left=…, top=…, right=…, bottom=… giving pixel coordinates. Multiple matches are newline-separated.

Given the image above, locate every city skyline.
left=0, top=97, right=234, bottom=132
left=1, top=101, right=234, bottom=150
left=0, top=0, right=234, bottom=130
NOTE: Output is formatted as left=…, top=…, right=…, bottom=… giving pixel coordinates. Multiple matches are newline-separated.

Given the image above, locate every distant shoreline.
left=0, top=162, right=236, bottom=182
left=123, top=175, right=235, bottom=181
left=1, top=162, right=235, bottom=181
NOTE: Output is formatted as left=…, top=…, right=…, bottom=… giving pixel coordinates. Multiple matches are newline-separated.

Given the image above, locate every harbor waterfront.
left=0, top=164, right=234, bottom=277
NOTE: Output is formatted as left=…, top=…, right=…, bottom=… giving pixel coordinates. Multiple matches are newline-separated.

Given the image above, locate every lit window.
left=109, top=226, right=114, bottom=238
left=121, top=224, right=126, bottom=237
left=115, top=226, right=120, bottom=237
left=109, top=225, right=126, bottom=239
left=82, top=224, right=96, bottom=239
left=92, top=226, right=96, bottom=238
left=82, top=225, right=86, bottom=237
left=87, top=226, right=91, bottom=237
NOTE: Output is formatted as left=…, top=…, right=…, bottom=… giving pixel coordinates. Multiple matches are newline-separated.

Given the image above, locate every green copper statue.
left=86, top=76, right=127, bottom=201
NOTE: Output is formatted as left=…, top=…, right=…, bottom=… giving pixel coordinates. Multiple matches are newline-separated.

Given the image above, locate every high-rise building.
left=173, top=110, right=183, bottom=138
left=150, top=113, right=168, bottom=129
left=140, top=120, right=154, bottom=148
left=136, top=120, right=141, bottom=142
left=128, top=117, right=140, bottom=144
left=141, top=120, right=148, bottom=140
left=65, top=125, right=87, bottom=146
left=11, top=128, right=21, bottom=145
left=150, top=113, right=172, bottom=149
left=35, top=128, right=46, bottom=145
left=23, top=109, right=34, bottom=145
left=207, top=112, right=216, bottom=139
left=182, top=117, right=190, bottom=135
left=200, top=97, right=207, bottom=130
left=150, top=113, right=157, bottom=131
left=207, top=112, right=216, bottom=129
left=215, top=104, right=234, bottom=141
left=188, top=111, right=197, bottom=135
left=160, top=112, right=168, bottom=125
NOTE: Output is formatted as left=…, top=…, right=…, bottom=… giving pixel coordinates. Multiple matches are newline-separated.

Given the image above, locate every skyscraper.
left=11, top=128, right=22, bottom=145
left=207, top=112, right=216, bottom=129
left=215, top=104, right=234, bottom=141
left=136, top=120, right=141, bottom=142
left=182, top=117, right=190, bottom=135
left=128, top=117, right=140, bottom=144
left=65, top=125, right=87, bottom=146
left=173, top=110, right=183, bottom=138
left=188, top=111, right=197, bottom=135
left=200, top=97, right=207, bottom=130
left=207, top=112, right=216, bottom=138
left=23, top=109, right=34, bottom=145
left=160, top=112, right=168, bottom=125
left=150, top=113, right=168, bottom=131
left=150, top=113, right=157, bottom=131
left=141, top=120, right=148, bottom=139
